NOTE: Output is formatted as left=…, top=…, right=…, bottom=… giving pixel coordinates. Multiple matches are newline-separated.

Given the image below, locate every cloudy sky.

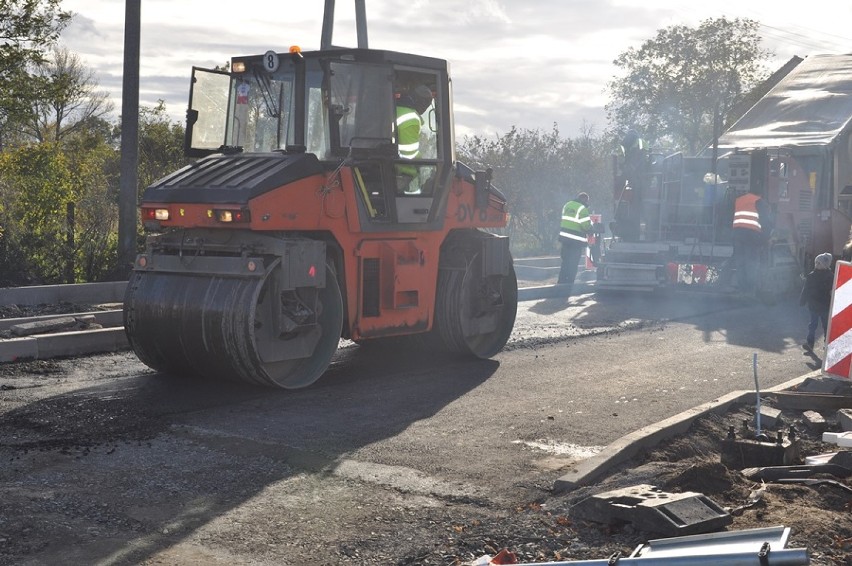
left=60, top=0, right=851, bottom=141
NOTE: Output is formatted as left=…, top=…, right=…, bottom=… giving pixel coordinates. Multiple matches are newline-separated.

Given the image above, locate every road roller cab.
left=124, top=42, right=517, bottom=389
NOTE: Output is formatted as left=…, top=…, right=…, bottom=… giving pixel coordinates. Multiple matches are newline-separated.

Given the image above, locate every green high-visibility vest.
left=396, top=106, right=421, bottom=155
left=395, top=105, right=421, bottom=180
left=560, top=199, right=591, bottom=243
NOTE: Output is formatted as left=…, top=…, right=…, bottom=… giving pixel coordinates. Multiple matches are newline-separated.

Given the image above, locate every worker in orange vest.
left=731, top=187, right=772, bottom=295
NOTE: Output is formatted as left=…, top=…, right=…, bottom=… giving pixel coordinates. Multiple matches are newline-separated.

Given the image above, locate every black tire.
left=434, top=252, right=518, bottom=358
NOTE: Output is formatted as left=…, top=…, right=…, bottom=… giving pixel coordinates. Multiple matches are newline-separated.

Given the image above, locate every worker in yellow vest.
left=395, top=85, right=432, bottom=194
left=558, top=192, right=592, bottom=296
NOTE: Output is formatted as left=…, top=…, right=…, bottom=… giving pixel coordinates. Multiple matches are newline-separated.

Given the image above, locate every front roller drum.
left=123, top=262, right=343, bottom=389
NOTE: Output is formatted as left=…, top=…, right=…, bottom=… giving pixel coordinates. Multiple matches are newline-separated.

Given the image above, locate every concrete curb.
left=553, top=370, right=823, bottom=493
left=0, top=310, right=124, bottom=332
left=0, top=327, right=129, bottom=363
left=0, top=281, right=127, bottom=306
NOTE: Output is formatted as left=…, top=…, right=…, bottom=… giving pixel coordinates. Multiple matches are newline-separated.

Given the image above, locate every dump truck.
left=123, top=1, right=517, bottom=388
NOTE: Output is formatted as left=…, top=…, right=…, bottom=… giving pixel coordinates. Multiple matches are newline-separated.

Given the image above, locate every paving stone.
left=759, top=406, right=783, bottom=429
left=802, top=410, right=827, bottom=434
left=9, top=316, right=77, bottom=337
left=838, top=408, right=852, bottom=432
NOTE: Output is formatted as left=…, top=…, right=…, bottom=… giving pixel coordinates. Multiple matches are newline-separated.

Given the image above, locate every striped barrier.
left=824, top=260, right=852, bottom=379
left=585, top=213, right=602, bottom=270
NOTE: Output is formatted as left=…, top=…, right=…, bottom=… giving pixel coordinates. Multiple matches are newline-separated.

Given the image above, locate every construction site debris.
left=823, top=431, right=852, bottom=447
left=467, top=526, right=810, bottom=565
left=569, top=484, right=732, bottom=537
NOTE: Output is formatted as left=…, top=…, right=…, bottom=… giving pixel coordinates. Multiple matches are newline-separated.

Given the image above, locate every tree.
left=136, top=101, right=190, bottom=191
left=20, top=45, right=114, bottom=143
left=62, top=117, right=121, bottom=282
left=606, top=17, right=771, bottom=155
left=0, top=0, right=71, bottom=148
left=460, top=123, right=611, bottom=255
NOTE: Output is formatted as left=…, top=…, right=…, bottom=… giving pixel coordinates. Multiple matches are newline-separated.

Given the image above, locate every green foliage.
left=606, top=17, right=771, bottom=155
left=0, top=98, right=187, bottom=285
left=0, top=142, right=75, bottom=283
left=64, top=122, right=121, bottom=281
left=460, top=123, right=612, bottom=256
left=137, top=100, right=191, bottom=192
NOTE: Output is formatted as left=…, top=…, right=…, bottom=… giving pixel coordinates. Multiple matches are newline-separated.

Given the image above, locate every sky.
left=59, top=0, right=852, bottom=142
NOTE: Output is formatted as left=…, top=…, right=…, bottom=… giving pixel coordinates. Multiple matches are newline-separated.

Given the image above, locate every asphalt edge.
left=552, top=369, right=823, bottom=493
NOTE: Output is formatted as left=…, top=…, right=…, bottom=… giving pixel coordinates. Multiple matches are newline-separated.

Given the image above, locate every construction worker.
left=799, top=252, right=834, bottom=351
left=558, top=192, right=592, bottom=295
left=395, top=85, right=433, bottom=194
left=731, top=187, right=771, bottom=295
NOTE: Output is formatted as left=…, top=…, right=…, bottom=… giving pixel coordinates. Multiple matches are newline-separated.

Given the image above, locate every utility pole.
left=117, top=0, right=141, bottom=278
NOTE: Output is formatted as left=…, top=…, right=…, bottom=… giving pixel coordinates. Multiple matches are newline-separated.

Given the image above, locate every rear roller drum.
left=124, top=261, right=343, bottom=389
left=434, top=252, right=518, bottom=358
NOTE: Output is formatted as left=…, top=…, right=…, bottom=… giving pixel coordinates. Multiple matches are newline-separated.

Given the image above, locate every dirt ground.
left=395, top=377, right=852, bottom=565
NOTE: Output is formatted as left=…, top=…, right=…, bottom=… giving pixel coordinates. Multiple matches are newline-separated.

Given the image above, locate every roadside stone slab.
left=10, top=316, right=77, bottom=337
left=838, top=408, right=852, bottom=432
left=570, top=483, right=732, bottom=537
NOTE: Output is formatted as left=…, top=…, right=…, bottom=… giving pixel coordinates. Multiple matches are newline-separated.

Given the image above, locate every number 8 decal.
left=263, top=50, right=279, bottom=73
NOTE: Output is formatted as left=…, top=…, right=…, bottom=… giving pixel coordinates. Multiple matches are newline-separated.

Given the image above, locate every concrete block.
left=10, top=316, right=77, bottom=337
left=0, top=281, right=127, bottom=306
left=570, top=484, right=732, bottom=537
left=802, top=410, right=827, bottom=434
left=0, top=327, right=128, bottom=362
left=758, top=405, right=783, bottom=429
left=838, top=408, right=852, bottom=432
left=823, top=431, right=852, bottom=447
left=0, top=337, right=39, bottom=362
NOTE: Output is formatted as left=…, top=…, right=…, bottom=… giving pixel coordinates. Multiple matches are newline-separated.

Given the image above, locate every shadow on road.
left=0, top=346, right=499, bottom=564
left=533, top=288, right=808, bottom=354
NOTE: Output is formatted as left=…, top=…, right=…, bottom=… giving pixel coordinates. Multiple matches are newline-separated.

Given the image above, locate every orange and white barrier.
left=585, top=213, right=602, bottom=269
left=824, top=260, right=852, bottom=379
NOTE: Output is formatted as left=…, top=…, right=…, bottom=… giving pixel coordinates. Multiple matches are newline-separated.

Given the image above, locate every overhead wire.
left=664, top=4, right=852, bottom=54
left=757, top=23, right=850, bottom=54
